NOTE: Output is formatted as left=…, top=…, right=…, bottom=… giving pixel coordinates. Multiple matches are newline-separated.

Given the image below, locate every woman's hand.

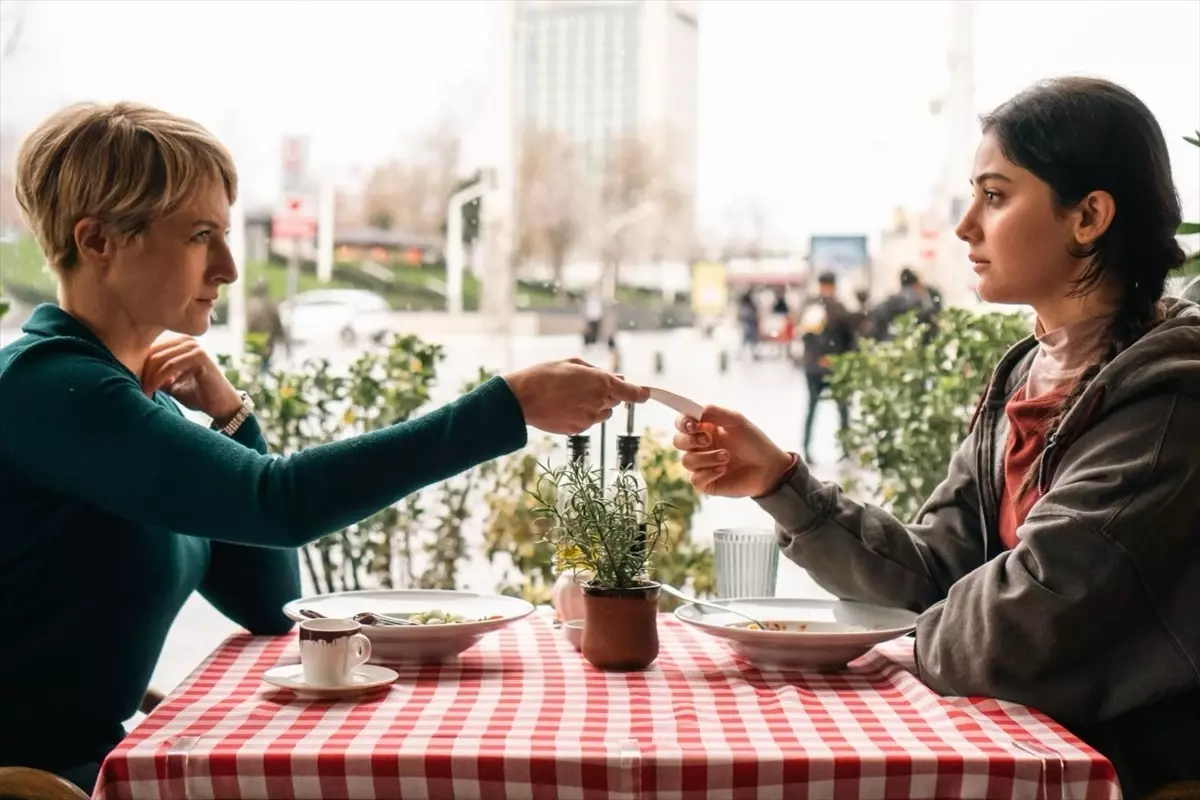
left=141, top=337, right=244, bottom=423
left=673, top=406, right=794, bottom=497
left=504, top=358, right=648, bottom=434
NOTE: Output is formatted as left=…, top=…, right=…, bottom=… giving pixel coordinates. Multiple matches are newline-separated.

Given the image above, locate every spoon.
left=659, top=584, right=767, bottom=629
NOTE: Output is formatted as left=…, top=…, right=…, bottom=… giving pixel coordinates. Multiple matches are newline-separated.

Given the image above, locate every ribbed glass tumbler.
left=713, top=528, right=779, bottom=599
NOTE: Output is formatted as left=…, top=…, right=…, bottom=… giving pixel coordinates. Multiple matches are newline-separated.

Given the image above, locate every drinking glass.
left=713, top=527, right=779, bottom=599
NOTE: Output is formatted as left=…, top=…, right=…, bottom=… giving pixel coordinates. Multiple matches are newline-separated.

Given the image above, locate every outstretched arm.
left=0, top=339, right=528, bottom=549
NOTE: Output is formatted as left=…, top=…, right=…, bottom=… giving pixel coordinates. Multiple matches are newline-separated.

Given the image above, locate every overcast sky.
left=1, top=0, right=1197, bottom=249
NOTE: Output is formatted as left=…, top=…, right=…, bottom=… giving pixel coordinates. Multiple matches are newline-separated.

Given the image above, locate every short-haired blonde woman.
left=0, top=102, right=646, bottom=791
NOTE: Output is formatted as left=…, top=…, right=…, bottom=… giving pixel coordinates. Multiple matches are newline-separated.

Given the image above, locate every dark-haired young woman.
left=672, top=76, right=1200, bottom=798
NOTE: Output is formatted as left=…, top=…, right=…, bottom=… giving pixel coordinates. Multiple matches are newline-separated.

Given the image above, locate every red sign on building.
left=272, top=196, right=317, bottom=241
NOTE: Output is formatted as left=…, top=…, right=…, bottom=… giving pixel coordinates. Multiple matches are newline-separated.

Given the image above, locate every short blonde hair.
left=14, top=101, right=238, bottom=273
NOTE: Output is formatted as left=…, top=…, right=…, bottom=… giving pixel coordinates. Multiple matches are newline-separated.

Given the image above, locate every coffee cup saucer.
left=262, top=663, right=399, bottom=699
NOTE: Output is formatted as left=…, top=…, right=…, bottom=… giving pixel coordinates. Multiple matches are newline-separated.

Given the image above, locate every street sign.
left=272, top=214, right=317, bottom=241
left=272, top=195, right=317, bottom=241
left=276, top=135, right=317, bottom=242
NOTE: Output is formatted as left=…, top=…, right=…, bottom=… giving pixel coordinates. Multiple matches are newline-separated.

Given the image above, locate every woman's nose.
left=954, top=209, right=977, bottom=243
left=210, top=242, right=238, bottom=284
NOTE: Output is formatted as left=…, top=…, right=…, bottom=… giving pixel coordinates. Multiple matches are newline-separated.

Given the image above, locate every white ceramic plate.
left=283, top=590, right=535, bottom=664
left=675, top=597, right=917, bottom=670
left=262, top=663, right=398, bottom=699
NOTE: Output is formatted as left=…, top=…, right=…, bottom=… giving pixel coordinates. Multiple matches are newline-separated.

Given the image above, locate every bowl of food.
left=283, top=590, right=535, bottom=664
left=674, top=597, right=917, bottom=670
left=561, top=619, right=584, bottom=651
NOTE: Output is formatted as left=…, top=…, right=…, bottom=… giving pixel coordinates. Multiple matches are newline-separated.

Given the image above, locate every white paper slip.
left=648, top=387, right=704, bottom=419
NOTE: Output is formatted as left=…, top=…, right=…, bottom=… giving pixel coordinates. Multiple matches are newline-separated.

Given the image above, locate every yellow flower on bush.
left=553, top=545, right=585, bottom=571
left=279, top=384, right=296, bottom=400
left=343, top=409, right=357, bottom=425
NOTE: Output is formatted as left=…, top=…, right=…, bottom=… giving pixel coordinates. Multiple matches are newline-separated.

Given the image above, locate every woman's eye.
left=193, top=230, right=212, bottom=242
left=983, top=190, right=1002, bottom=204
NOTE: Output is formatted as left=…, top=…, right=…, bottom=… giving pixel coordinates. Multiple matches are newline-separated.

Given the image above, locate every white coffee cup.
left=298, top=618, right=372, bottom=687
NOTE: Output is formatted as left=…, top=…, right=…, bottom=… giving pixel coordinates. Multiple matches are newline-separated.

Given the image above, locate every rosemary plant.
left=532, top=457, right=671, bottom=590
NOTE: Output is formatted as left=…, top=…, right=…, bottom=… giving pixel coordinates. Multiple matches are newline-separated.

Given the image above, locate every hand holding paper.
left=669, top=404, right=794, bottom=498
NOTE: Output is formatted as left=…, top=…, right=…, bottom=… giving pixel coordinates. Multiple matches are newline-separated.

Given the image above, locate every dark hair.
left=985, top=77, right=1187, bottom=497
left=818, top=271, right=837, bottom=286
left=899, top=267, right=919, bottom=287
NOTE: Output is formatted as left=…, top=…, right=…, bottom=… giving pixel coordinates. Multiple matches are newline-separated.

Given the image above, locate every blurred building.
left=922, top=0, right=976, bottom=309
left=513, top=0, right=698, bottom=246
left=871, top=2, right=978, bottom=310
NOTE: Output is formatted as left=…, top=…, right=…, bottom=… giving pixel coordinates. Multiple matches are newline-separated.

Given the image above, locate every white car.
left=279, top=289, right=394, bottom=346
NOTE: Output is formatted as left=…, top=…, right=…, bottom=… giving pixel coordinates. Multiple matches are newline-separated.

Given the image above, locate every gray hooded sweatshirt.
left=755, top=298, right=1200, bottom=799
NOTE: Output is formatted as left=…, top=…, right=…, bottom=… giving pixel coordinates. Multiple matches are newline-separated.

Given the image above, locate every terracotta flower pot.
left=581, top=582, right=660, bottom=671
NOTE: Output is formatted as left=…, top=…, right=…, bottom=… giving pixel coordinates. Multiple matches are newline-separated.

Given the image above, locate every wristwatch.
left=214, top=391, right=255, bottom=436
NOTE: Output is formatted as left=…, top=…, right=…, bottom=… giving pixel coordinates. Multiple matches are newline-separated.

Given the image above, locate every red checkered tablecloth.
left=94, top=615, right=1120, bottom=800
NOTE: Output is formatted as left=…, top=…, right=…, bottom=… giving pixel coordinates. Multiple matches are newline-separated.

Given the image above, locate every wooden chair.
left=1148, top=782, right=1200, bottom=800
left=0, top=689, right=165, bottom=800
left=0, top=768, right=89, bottom=800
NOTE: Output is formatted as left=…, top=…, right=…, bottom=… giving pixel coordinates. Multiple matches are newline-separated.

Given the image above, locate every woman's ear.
left=1072, top=190, right=1116, bottom=247
left=73, top=218, right=115, bottom=269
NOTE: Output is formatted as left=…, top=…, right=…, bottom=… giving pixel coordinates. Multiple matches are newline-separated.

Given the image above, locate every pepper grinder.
left=566, top=434, right=590, bottom=465
left=617, top=398, right=648, bottom=564
left=554, top=432, right=595, bottom=623
left=616, top=397, right=640, bottom=471
left=598, top=374, right=626, bottom=489
left=560, top=433, right=591, bottom=512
